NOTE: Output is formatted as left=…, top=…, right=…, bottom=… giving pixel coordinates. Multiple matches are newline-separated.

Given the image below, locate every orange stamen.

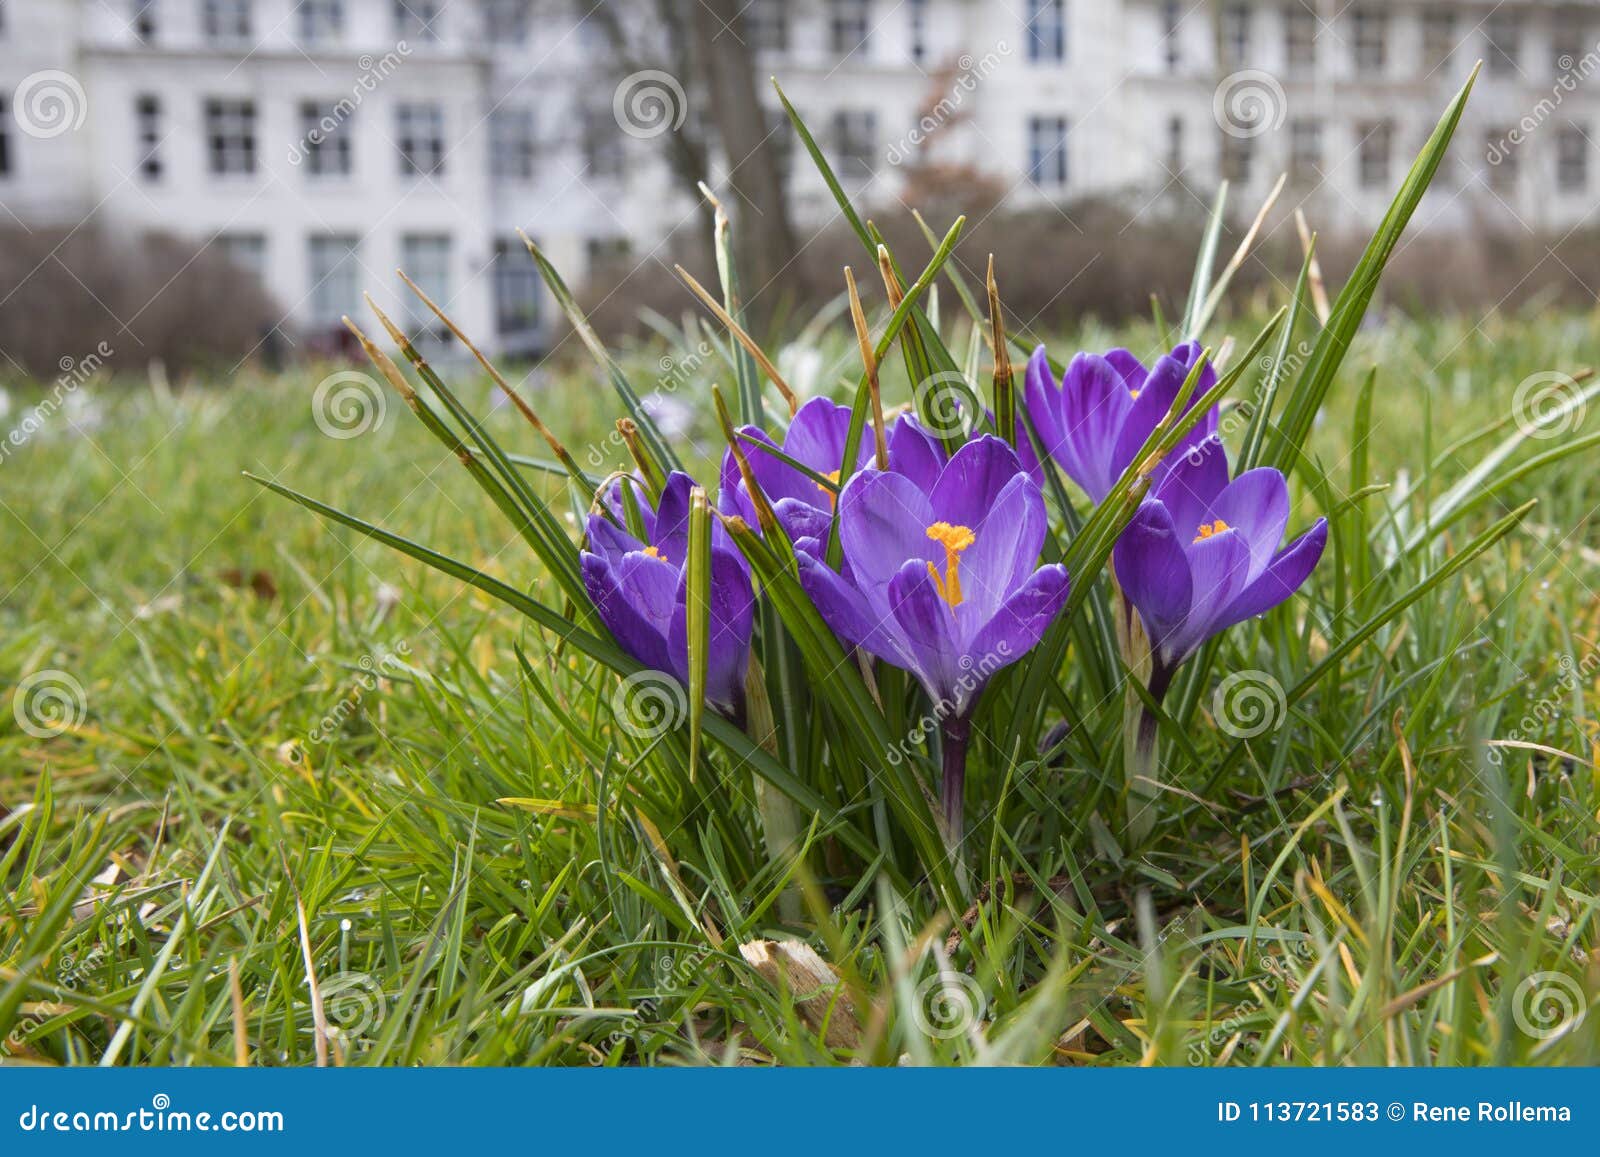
left=1193, top=518, right=1231, bottom=543
left=925, top=521, right=976, bottom=609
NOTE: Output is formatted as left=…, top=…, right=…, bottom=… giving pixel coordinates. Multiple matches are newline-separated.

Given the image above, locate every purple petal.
left=582, top=550, right=675, bottom=675
left=1169, top=526, right=1253, bottom=660
left=651, top=472, right=696, bottom=564
left=586, top=512, right=645, bottom=566
left=953, top=473, right=1047, bottom=624
left=929, top=435, right=1026, bottom=530
left=1216, top=518, right=1328, bottom=631
left=1151, top=434, right=1230, bottom=541
left=887, top=413, right=946, bottom=494
left=783, top=397, right=859, bottom=475
left=796, top=551, right=913, bottom=665
left=1105, top=348, right=1149, bottom=393
left=838, top=469, right=937, bottom=592
left=968, top=563, right=1071, bottom=676
left=1208, top=467, right=1292, bottom=580
left=669, top=547, right=754, bottom=710
left=1056, top=353, right=1134, bottom=502
left=1112, top=343, right=1215, bottom=481
left=886, top=560, right=964, bottom=705
left=1113, top=501, right=1192, bottom=656
left=1023, top=347, right=1066, bottom=469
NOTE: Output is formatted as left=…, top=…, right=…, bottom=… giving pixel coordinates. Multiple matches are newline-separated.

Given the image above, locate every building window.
left=1220, top=134, right=1252, bottom=183
left=201, top=0, right=251, bottom=42
left=133, top=0, right=158, bottom=42
left=204, top=98, right=256, bottom=174
left=1165, top=115, right=1183, bottom=174
left=1027, top=114, right=1067, bottom=189
left=307, top=234, right=359, bottom=325
left=744, top=0, right=788, bottom=53
left=909, top=0, right=929, bottom=64
left=482, top=0, right=529, bottom=42
left=1553, top=14, right=1588, bottom=75
left=1289, top=117, right=1321, bottom=183
left=1350, top=7, right=1385, bottom=75
left=1485, top=14, right=1520, bottom=76
left=300, top=100, right=353, bottom=176
left=401, top=233, right=451, bottom=329
left=493, top=238, right=540, bottom=338
left=1026, top=0, right=1066, bottom=63
left=1161, top=0, right=1180, bottom=71
left=136, top=94, right=162, bottom=181
left=1358, top=120, right=1392, bottom=188
left=829, top=0, right=870, bottom=55
left=0, top=97, right=10, bottom=177
left=395, top=0, right=441, bottom=42
left=1558, top=124, right=1589, bottom=191
left=582, top=109, right=624, bottom=180
left=586, top=236, right=632, bottom=276
left=1421, top=9, right=1455, bottom=74
left=216, top=233, right=267, bottom=285
left=1220, top=2, right=1250, bottom=67
left=298, top=0, right=342, bottom=44
left=1484, top=128, right=1517, bottom=193
left=490, top=107, right=535, bottom=179
left=1284, top=4, right=1316, bottom=70
left=396, top=102, right=444, bottom=176
left=831, top=109, right=877, bottom=179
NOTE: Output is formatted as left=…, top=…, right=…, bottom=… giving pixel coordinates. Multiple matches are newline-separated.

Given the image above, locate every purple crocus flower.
left=721, top=398, right=1042, bottom=564
left=795, top=435, right=1070, bottom=842
left=720, top=397, right=874, bottom=558
left=1025, top=340, right=1218, bottom=504
left=1113, top=438, right=1327, bottom=686
left=582, top=472, right=754, bottom=717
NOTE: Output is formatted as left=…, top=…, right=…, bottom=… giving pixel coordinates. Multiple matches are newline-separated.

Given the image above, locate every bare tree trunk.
left=691, top=0, right=802, bottom=321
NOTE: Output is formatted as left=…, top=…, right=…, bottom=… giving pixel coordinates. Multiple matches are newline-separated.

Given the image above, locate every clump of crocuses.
left=581, top=472, right=754, bottom=719
left=796, top=435, right=1070, bottom=844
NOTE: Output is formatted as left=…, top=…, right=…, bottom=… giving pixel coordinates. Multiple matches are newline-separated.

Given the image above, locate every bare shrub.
left=0, top=223, right=280, bottom=382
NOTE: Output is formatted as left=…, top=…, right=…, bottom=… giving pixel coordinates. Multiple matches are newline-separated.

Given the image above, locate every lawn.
left=2, top=296, right=1597, bottom=1066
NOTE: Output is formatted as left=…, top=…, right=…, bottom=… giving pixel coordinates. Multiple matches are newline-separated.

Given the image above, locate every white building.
left=2, top=0, right=1597, bottom=357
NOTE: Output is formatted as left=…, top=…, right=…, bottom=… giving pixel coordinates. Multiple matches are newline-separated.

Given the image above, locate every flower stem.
left=1122, top=662, right=1173, bottom=845
left=941, top=714, right=972, bottom=853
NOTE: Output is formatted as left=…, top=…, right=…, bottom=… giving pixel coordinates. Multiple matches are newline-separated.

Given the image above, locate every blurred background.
left=1, top=0, right=1599, bottom=381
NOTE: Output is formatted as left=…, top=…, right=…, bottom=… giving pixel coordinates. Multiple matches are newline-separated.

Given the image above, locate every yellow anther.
left=1193, top=518, right=1232, bottom=543
left=642, top=545, right=669, bottom=563
left=925, top=521, right=976, bottom=609
left=817, top=469, right=841, bottom=508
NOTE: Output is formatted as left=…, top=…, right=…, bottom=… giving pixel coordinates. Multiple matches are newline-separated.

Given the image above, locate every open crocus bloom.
left=583, top=472, right=754, bottom=716
left=1113, top=438, right=1327, bottom=676
left=1025, top=340, right=1219, bottom=504
left=720, top=397, right=875, bottom=558
left=796, top=436, right=1070, bottom=717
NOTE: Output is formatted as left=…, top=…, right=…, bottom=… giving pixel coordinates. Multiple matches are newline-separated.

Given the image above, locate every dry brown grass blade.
left=395, top=269, right=584, bottom=477
left=1296, top=208, right=1332, bottom=323
left=674, top=264, right=798, bottom=417
left=844, top=266, right=889, bottom=467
